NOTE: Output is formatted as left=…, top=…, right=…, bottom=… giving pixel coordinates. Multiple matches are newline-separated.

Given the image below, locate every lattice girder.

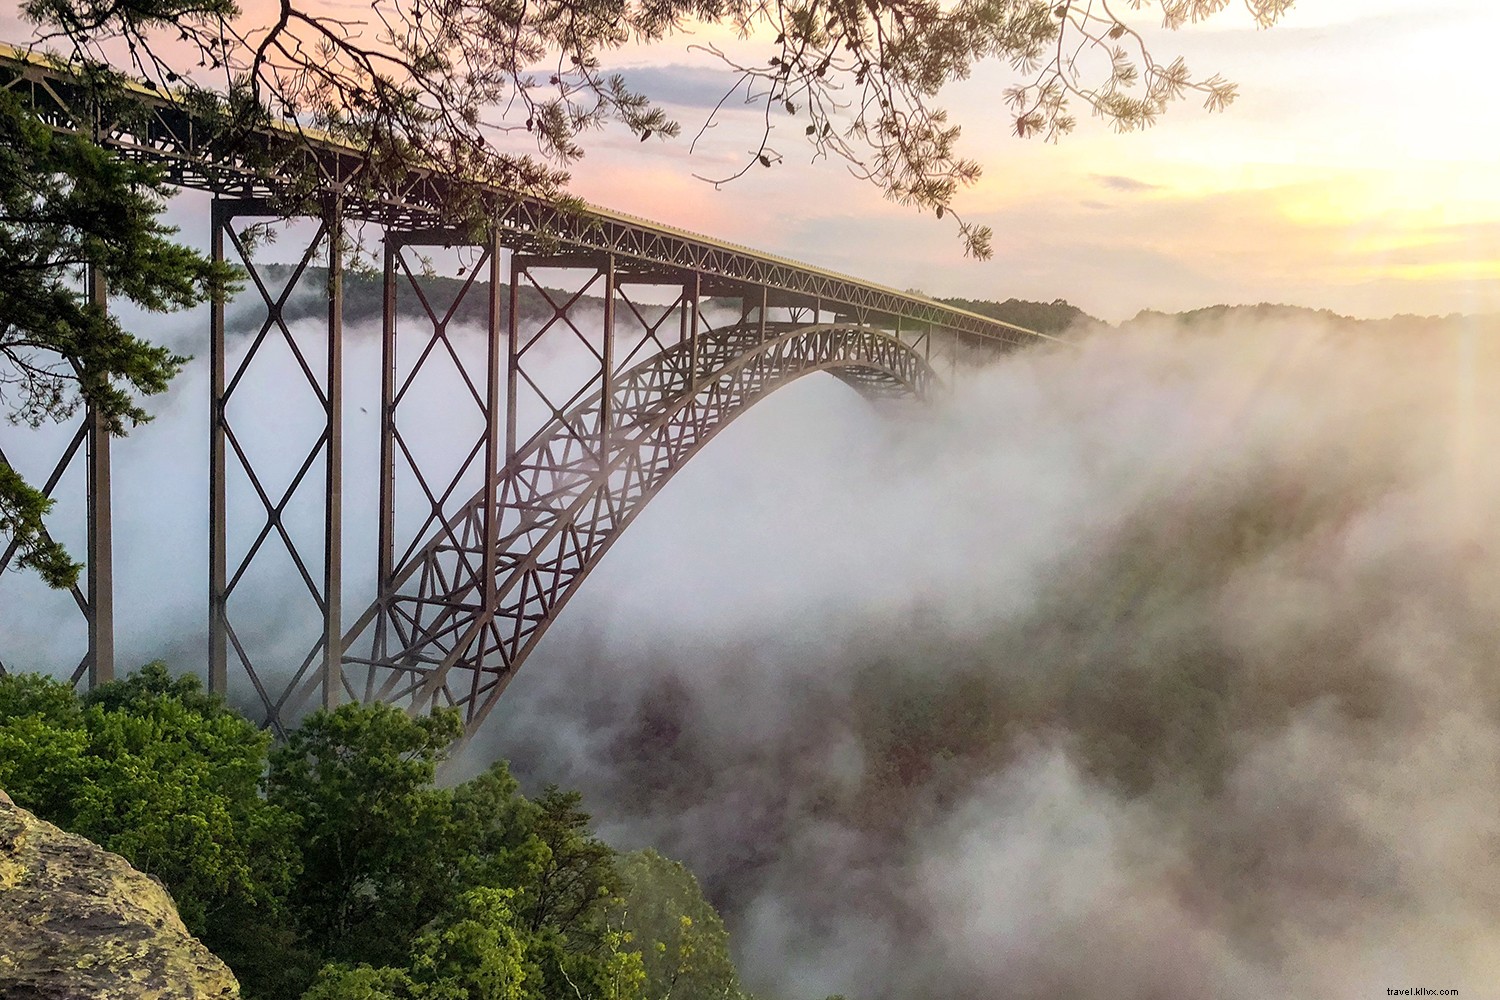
left=332, top=321, right=934, bottom=737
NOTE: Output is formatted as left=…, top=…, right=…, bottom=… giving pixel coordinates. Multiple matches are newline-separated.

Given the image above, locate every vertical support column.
left=600, top=255, right=616, bottom=450
left=321, top=197, right=344, bottom=711
left=759, top=286, right=768, bottom=343
left=505, top=258, right=521, bottom=465
left=85, top=262, right=114, bottom=689
left=687, top=272, right=701, bottom=391
left=374, top=237, right=398, bottom=666
left=481, top=231, right=504, bottom=610
left=208, top=201, right=228, bottom=695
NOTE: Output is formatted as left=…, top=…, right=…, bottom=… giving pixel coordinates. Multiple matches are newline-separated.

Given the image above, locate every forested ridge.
left=253, top=265, right=1096, bottom=340
left=0, top=663, right=825, bottom=1000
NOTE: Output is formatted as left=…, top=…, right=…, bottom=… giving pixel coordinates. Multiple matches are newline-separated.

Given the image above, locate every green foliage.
left=0, top=462, right=77, bottom=587
left=82, top=657, right=230, bottom=716
left=304, top=889, right=533, bottom=1000
left=448, top=762, right=549, bottom=909
left=519, top=923, right=646, bottom=1000
left=521, top=786, right=620, bottom=937
left=408, top=889, right=531, bottom=1000
left=0, top=672, right=89, bottom=816
left=938, top=296, right=1096, bottom=337
left=0, top=669, right=81, bottom=721
left=618, top=850, right=745, bottom=1000
left=0, top=664, right=298, bottom=946
left=267, top=703, right=464, bottom=963
left=301, top=965, right=424, bottom=1000
left=0, top=668, right=749, bottom=1000
left=0, top=82, right=235, bottom=588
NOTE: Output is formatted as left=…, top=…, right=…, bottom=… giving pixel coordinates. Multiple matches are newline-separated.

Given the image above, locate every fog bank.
left=6, top=297, right=1497, bottom=998
left=487, top=312, right=1500, bottom=999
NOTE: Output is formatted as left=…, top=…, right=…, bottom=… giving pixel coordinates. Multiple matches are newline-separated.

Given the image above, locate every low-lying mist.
left=481, top=311, right=1500, bottom=999
left=6, top=296, right=1497, bottom=998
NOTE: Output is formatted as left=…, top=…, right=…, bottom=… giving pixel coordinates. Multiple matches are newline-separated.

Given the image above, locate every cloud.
left=1093, top=174, right=1163, bottom=193
left=616, top=63, right=754, bottom=112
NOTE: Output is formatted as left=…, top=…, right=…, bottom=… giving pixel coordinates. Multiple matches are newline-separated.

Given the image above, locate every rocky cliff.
left=0, top=788, right=240, bottom=999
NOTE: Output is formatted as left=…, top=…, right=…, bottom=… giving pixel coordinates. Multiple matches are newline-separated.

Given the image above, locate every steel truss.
left=0, top=266, right=114, bottom=687
left=209, top=200, right=344, bottom=733
left=333, top=315, right=933, bottom=738
left=0, top=43, right=1046, bottom=347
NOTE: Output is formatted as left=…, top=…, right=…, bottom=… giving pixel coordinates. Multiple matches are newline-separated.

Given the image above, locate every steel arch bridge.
left=0, top=45, right=1056, bottom=737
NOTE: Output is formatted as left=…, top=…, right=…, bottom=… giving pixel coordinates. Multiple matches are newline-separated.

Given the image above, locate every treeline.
left=936, top=296, right=1096, bottom=336
left=256, top=267, right=1101, bottom=344
left=255, top=266, right=704, bottom=333
left=0, top=664, right=777, bottom=1000
left=251, top=265, right=612, bottom=332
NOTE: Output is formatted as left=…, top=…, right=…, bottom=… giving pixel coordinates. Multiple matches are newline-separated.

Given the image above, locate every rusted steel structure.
left=0, top=45, right=1054, bottom=736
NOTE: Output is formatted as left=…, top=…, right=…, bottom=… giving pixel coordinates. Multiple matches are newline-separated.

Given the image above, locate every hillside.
left=937, top=296, right=1097, bottom=335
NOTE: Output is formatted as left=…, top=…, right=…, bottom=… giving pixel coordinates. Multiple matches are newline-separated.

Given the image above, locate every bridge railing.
left=0, top=41, right=1051, bottom=350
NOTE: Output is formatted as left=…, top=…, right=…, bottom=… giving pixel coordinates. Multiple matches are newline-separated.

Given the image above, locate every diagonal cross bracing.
left=0, top=42, right=1049, bottom=350
left=331, top=320, right=936, bottom=738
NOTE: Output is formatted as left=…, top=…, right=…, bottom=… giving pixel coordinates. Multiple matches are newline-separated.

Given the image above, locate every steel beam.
left=85, top=263, right=114, bottom=688
left=209, top=201, right=227, bottom=694
left=374, top=238, right=398, bottom=673
left=322, top=195, right=345, bottom=710
left=687, top=273, right=701, bottom=391
left=601, top=255, right=616, bottom=449
left=506, top=256, right=521, bottom=465
left=481, top=230, right=505, bottom=613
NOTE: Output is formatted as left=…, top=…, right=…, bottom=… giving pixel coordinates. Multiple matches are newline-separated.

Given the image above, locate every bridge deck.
left=0, top=42, right=1047, bottom=348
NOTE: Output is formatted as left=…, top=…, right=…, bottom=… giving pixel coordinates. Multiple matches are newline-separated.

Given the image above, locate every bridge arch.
left=336, top=321, right=936, bottom=736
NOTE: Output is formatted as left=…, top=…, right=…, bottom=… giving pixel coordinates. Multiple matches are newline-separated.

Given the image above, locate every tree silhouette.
left=19, top=0, right=1295, bottom=257
left=1, top=0, right=1291, bottom=585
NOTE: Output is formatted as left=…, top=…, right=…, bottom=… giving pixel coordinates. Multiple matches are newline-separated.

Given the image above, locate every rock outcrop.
left=0, top=788, right=239, bottom=999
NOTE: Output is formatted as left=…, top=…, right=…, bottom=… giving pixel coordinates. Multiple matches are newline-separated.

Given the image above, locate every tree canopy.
left=0, top=82, right=234, bottom=587
left=618, top=849, right=743, bottom=1000
left=18, top=0, right=1295, bottom=258
left=0, top=664, right=301, bottom=981
left=0, top=664, right=766, bottom=1000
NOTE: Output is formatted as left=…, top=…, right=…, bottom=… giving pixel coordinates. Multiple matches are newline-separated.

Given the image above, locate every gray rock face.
left=0, top=788, right=240, bottom=999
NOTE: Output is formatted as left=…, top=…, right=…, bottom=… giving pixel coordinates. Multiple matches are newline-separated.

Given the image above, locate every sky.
left=4, top=1, right=1497, bottom=320
left=555, top=0, right=1500, bottom=321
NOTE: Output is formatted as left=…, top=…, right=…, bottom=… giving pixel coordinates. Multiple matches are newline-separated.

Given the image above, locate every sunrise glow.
left=552, top=0, right=1500, bottom=320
